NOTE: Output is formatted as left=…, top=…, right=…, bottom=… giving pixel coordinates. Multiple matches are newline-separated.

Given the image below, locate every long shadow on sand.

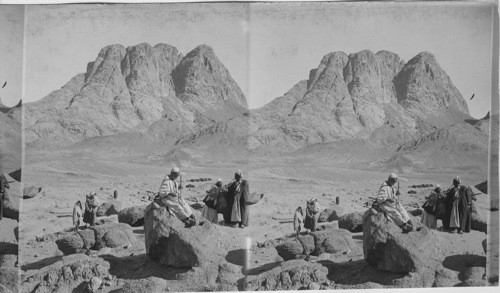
left=318, top=259, right=406, bottom=286
left=0, top=242, right=18, bottom=255
left=225, top=249, right=246, bottom=267
left=22, top=256, right=63, bottom=271
left=100, top=253, right=190, bottom=281
left=442, top=254, right=486, bottom=272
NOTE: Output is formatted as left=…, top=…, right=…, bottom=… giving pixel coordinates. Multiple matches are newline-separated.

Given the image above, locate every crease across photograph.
left=12, top=1, right=500, bottom=292
left=0, top=4, right=23, bottom=293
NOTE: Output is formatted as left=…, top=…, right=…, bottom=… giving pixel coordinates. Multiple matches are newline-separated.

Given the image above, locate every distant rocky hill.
left=24, top=43, right=248, bottom=149
left=24, top=44, right=488, bottom=169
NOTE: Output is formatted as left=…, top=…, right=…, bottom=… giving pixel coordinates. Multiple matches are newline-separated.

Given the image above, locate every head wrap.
left=235, top=170, right=243, bottom=178
left=453, top=176, right=461, bottom=184
left=388, top=173, right=398, bottom=180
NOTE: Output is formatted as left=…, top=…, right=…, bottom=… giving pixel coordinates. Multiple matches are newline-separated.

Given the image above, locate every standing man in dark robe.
left=240, top=179, right=249, bottom=228
left=225, top=170, right=243, bottom=227
left=445, top=176, right=472, bottom=234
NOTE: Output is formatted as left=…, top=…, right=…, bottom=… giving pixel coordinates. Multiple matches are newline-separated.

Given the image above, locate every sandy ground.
left=19, top=148, right=492, bottom=290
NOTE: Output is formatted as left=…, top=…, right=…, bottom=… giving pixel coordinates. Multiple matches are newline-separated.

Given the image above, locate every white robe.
left=376, top=181, right=411, bottom=226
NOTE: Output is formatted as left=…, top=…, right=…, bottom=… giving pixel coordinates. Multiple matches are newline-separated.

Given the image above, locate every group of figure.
left=72, top=192, right=100, bottom=230
left=293, top=198, right=321, bottom=236
left=375, top=173, right=474, bottom=234
left=155, top=167, right=250, bottom=228
left=421, top=176, right=474, bottom=234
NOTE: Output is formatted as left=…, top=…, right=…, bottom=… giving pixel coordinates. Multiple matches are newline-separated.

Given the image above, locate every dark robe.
left=443, top=189, right=455, bottom=230
left=240, top=180, right=250, bottom=227
left=224, top=180, right=238, bottom=224
left=456, top=186, right=472, bottom=232
left=444, top=185, right=472, bottom=232
left=83, top=197, right=97, bottom=226
left=0, top=175, right=8, bottom=220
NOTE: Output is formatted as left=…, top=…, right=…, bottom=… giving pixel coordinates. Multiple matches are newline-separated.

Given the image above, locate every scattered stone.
left=408, top=190, right=417, bottom=194
left=189, top=201, right=205, bottom=211
left=23, top=186, right=43, bottom=199
left=335, top=196, right=340, bottom=205
left=95, top=215, right=119, bottom=225
left=20, top=254, right=110, bottom=293
left=118, top=205, right=147, bottom=227
left=338, top=212, right=364, bottom=233
left=362, top=207, right=438, bottom=273
left=318, top=206, right=345, bottom=222
left=120, top=277, right=168, bottom=293
left=86, top=276, right=102, bottom=293
left=0, top=267, right=17, bottom=293
left=55, top=223, right=135, bottom=254
left=245, top=259, right=328, bottom=291
left=96, top=200, right=122, bottom=217
left=186, top=184, right=195, bottom=188
left=408, top=208, right=423, bottom=217
left=113, top=190, right=118, bottom=199
left=308, top=282, right=320, bottom=290
left=0, top=255, right=17, bottom=268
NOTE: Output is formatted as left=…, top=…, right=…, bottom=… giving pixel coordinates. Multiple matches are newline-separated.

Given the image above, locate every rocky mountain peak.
left=172, top=44, right=247, bottom=108
left=394, top=51, right=469, bottom=114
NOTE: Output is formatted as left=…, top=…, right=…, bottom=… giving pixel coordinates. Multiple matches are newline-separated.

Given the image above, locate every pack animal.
left=293, top=206, right=304, bottom=236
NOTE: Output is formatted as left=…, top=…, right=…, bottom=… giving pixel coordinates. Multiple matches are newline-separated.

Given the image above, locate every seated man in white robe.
left=376, top=173, right=413, bottom=233
left=158, top=167, right=196, bottom=227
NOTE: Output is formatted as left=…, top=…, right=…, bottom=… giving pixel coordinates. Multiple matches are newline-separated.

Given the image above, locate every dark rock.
left=338, top=212, right=364, bottom=233
left=77, top=229, right=96, bottom=250
left=408, top=208, right=423, bottom=217
left=118, top=205, right=146, bottom=227
left=186, top=184, right=195, bottom=188
left=55, top=232, right=86, bottom=255
left=20, top=254, right=110, bottom=293
left=23, top=186, right=42, bottom=199
left=244, top=259, right=328, bottom=291
left=91, top=223, right=135, bottom=250
left=318, top=206, right=345, bottom=223
left=189, top=202, right=205, bottom=211
left=144, top=201, right=222, bottom=267
left=482, top=239, right=487, bottom=254
left=96, top=200, right=122, bottom=217
left=362, top=207, right=438, bottom=273
left=2, top=174, right=20, bottom=220
left=275, top=238, right=305, bottom=261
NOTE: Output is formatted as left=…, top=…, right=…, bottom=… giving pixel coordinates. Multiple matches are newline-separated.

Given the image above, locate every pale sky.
left=22, top=2, right=495, bottom=118
left=0, top=5, right=24, bottom=107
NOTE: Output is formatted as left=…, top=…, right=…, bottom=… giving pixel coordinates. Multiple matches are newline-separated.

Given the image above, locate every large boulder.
left=0, top=284, right=13, bottom=293
left=244, top=259, right=328, bottom=291
left=312, top=228, right=357, bottom=256
left=276, top=228, right=357, bottom=261
left=22, top=186, right=42, bottom=199
left=2, top=174, right=20, bottom=220
left=338, top=212, right=364, bottom=232
left=96, top=199, right=122, bottom=217
left=144, top=201, right=223, bottom=268
left=20, top=254, right=110, bottom=293
left=318, top=205, right=345, bottom=222
left=0, top=268, right=17, bottom=293
left=470, top=186, right=488, bottom=232
left=55, top=223, right=135, bottom=254
left=118, top=205, right=146, bottom=227
left=362, top=207, right=439, bottom=273
left=92, top=223, right=135, bottom=250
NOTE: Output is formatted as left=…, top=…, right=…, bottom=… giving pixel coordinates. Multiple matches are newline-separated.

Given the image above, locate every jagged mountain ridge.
left=24, top=43, right=248, bottom=149
left=248, top=50, right=483, bottom=154
left=24, top=45, right=488, bottom=169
